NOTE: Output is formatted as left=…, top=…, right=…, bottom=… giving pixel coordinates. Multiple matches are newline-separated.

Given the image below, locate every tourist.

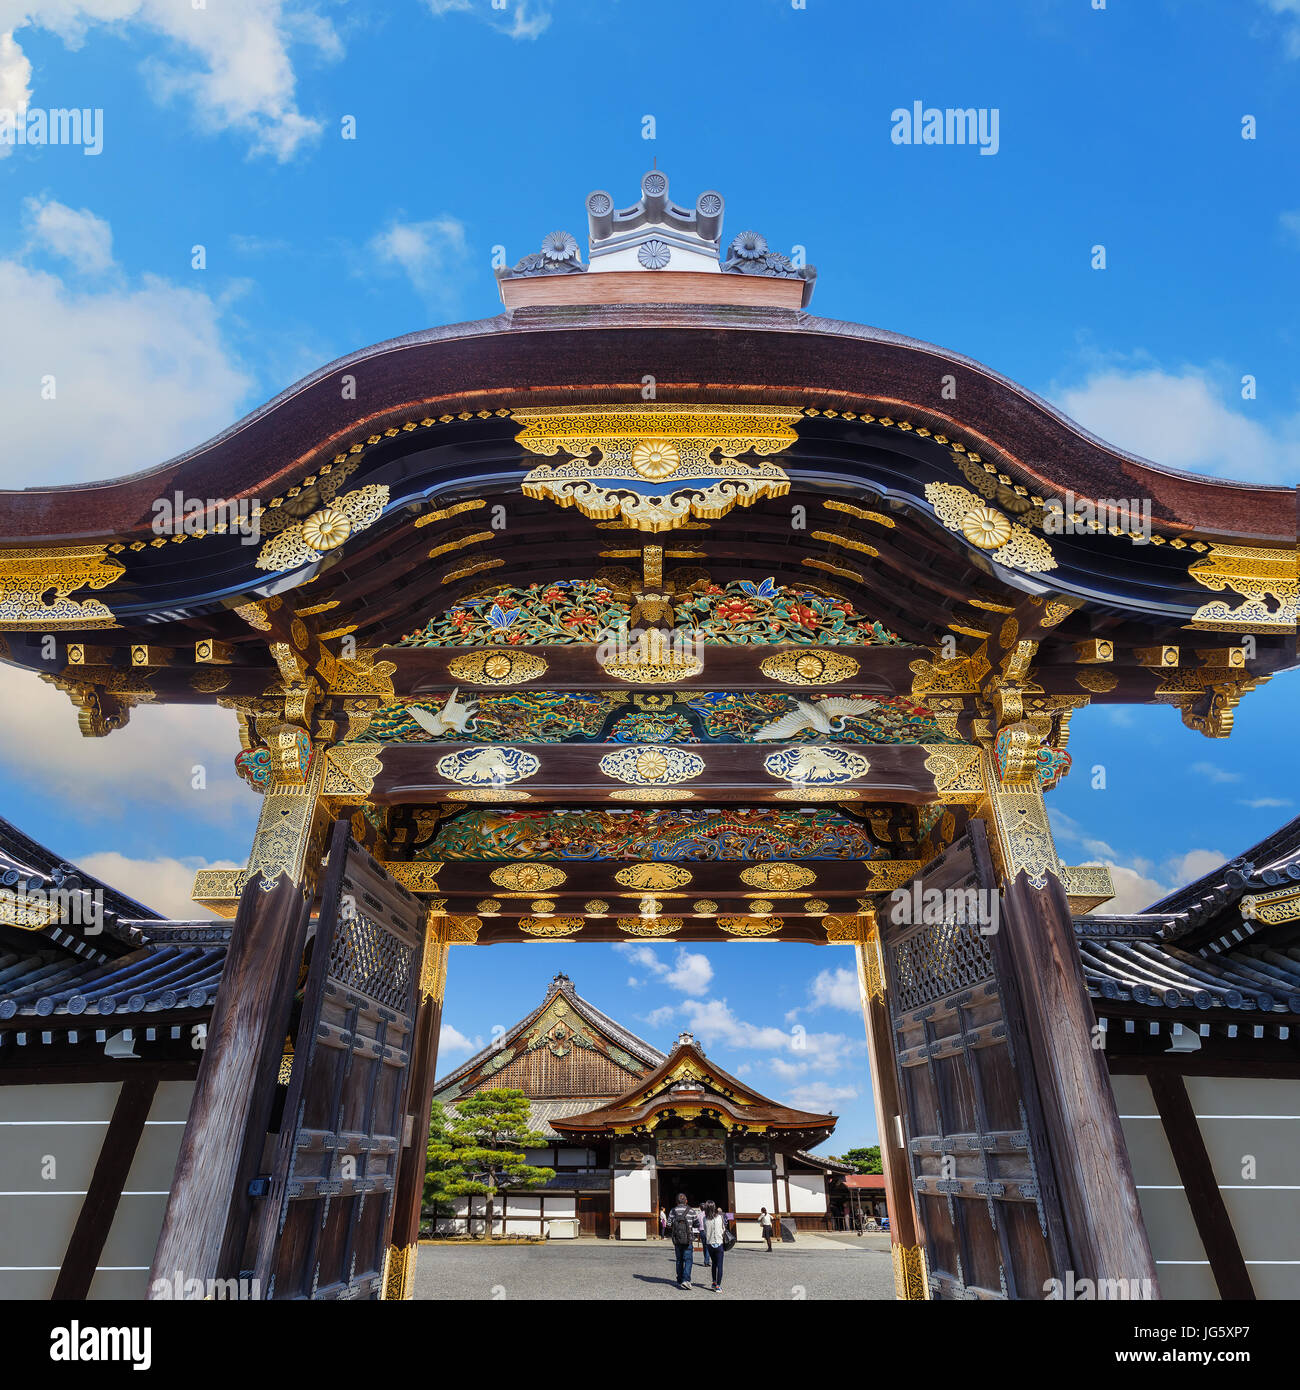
left=658, top=1206, right=667, bottom=1238
left=667, top=1192, right=698, bottom=1288
left=703, top=1200, right=729, bottom=1291
left=698, top=1205, right=711, bottom=1274
left=760, top=1206, right=774, bottom=1251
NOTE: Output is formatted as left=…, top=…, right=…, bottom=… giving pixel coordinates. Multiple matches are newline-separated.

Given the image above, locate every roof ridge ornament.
left=496, top=170, right=815, bottom=307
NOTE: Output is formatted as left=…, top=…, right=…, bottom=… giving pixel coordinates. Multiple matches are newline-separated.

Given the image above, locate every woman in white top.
left=702, top=1200, right=729, bottom=1291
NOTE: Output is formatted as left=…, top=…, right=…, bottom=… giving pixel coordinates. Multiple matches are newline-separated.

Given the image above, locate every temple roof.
left=0, top=303, right=1288, bottom=544
left=432, top=972, right=666, bottom=1102
left=549, top=1038, right=838, bottom=1138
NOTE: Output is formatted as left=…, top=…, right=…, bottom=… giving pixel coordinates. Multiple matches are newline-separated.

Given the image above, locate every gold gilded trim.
left=448, top=649, right=548, bottom=686
left=1240, top=884, right=1300, bottom=926
left=515, top=404, right=799, bottom=534
left=255, top=484, right=390, bottom=572
left=924, top=482, right=1056, bottom=574
left=739, top=862, right=815, bottom=891
left=614, top=863, right=693, bottom=890
left=245, top=754, right=328, bottom=893
left=381, top=862, right=445, bottom=894
left=980, top=752, right=1061, bottom=891
left=0, top=546, right=123, bottom=630
left=381, top=1243, right=418, bottom=1300
left=1061, top=864, right=1116, bottom=912
left=419, top=919, right=450, bottom=1003
left=922, top=744, right=983, bottom=803
left=1187, top=544, right=1298, bottom=633
left=758, top=649, right=860, bottom=685
left=489, top=863, right=567, bottom=891
left=892, top=1243, right=929, bottom=1300
left=323, top=744, right=382, bottom=802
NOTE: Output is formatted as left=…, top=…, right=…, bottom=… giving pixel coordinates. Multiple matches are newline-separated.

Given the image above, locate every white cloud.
left=0, top=225, right=252, bottom=485
left=438, top=1023, right=481, bottom=1056
left=366, top=216, right=471, bottom=312
left=802, top=966, right=860, bottom=1014
left=0, top=664, right=256, bottom=826
left=424, top=0, right=552, bottom=40
left=665, top=951, right=713, bottom=996
left=1050, top=362, right=1300, bottom=485
left=1052, top=812, right=1227, bottom=914
left=783, top=1081, right=858, bottom=1114
left=612, top=942, right=713, bottom=996
left=676, top=997, right=860, bottom=1073
left=1261, top=0, right=1300, bottom=58
left=1241, top=797, right=1294, bottom=809
left=76, top=850, right=237, bottom=918
left=643, top=1004, right=676, bottom=1028
left=0, top=2, right=338, bottom=160
left=1190, top=761, right=1243, bottom=785
left=1281, top=210, right=1300, bottom=243
left=0, top=29, right=31, bottom=114
left=23, top=197, right=112, bottom=274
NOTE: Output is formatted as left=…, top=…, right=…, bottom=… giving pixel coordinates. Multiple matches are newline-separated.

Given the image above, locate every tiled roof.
left=1077, top=930, right=1300, bottom=1015
left=526, top=1099, right=607, bottom=1140
left=0, top=943, right=226, bottom=1023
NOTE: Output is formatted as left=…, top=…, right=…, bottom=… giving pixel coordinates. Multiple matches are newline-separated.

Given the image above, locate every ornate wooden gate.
left=879, top=822, right=1072, bottom=1299
left=246, top=820, right=425, bottom=1299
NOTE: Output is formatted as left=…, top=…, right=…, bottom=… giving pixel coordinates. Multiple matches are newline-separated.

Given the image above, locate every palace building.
left=432, top=973, right=851, bottom=1239
left=0, top=168, right=1295, bottom=1300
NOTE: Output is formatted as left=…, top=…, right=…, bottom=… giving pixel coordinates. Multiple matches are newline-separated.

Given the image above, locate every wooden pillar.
left=53, top=1078, right=158, bottom=1300
left=382, top=907, right=448, bottom=1301
left=981, top=757, right=1159, bottom=1295
left=149, top=757, right=326, bottom=1295
left=853, top=917, right=928, bottom=1300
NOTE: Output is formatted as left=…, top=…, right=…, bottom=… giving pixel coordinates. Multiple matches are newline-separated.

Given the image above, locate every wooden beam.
left=1147, top=1071, right=1255, bottom=1301
left=366, top=740, right=941, bottom=805
left=52, top=1078, right=157, bottom=1300
left=380, top=642, right=921, bottom=696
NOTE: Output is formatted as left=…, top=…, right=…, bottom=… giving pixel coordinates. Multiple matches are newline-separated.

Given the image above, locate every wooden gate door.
left=578, top=1195, right=609, bottom=1238
left=879, top=821, right=1071, bottom=1299
left=246, top=819, right=426, bottom=1299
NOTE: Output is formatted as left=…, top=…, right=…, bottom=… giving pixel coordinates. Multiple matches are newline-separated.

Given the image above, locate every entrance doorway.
left=662, top=1168, right=728, bottom=1214
left=577, top=1195, right=609, bottom=1238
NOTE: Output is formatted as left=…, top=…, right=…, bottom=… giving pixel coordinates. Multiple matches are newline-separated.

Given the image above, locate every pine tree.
left=426, top=1088, right=555, bottom=1239
left=833, top=1145, right=883, bottom=1174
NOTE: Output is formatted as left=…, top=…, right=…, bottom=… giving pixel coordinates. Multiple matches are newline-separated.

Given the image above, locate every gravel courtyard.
left=413, top=1237, right=894, bottom=1301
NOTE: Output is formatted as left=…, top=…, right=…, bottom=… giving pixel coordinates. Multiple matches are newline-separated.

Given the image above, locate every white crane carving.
left=752, top=697, right=880, bottom=741
left=406, top=688, right=479, bottom=738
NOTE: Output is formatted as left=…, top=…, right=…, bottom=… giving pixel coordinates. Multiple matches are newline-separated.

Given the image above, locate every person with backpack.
left=760, top=1206, right=774, bottom=1251
left=667, top=1192, right=699, bottom=1288
left=702, top=1200, right=734, bottom=1291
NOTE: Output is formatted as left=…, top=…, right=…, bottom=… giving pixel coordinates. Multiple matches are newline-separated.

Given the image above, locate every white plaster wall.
left=733, top=1168, right=775, bottom=1215
left=787, top=1172, right=827, bottom=1213
left=613, top=1167, right=651, bottom=1212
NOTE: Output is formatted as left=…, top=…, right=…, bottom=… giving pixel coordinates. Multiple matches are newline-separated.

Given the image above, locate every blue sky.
left=1, top=0, right=1297, bottom=1147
